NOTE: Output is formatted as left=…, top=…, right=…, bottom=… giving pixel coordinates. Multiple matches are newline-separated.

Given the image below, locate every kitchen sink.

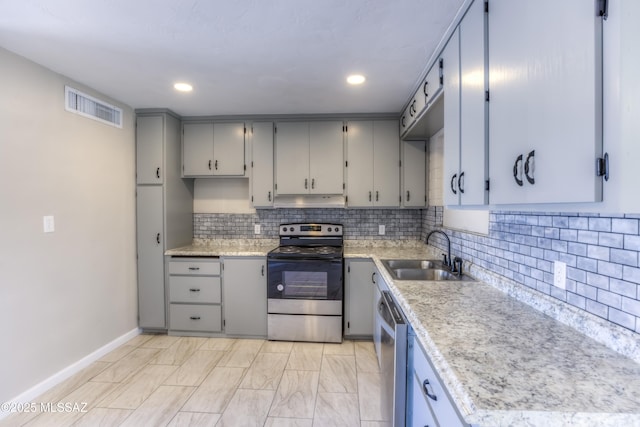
left=381, top=259, right=475, bottom=281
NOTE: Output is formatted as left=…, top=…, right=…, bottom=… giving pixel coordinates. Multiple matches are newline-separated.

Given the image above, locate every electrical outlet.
left=254, top=224, right=261, bottom=234
left=43, top=215, right=55, bottom=233
left=378, top=225, right=386, bottom=235
left=553, top=261, right=566, bottom=289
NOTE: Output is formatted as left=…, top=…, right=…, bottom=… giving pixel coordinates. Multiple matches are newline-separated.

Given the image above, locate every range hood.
left=273, top=194, right=346, bottom=208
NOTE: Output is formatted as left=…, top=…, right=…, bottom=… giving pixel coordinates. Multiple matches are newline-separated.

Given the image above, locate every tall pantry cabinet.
left=136, top=110, right=193, bottom=330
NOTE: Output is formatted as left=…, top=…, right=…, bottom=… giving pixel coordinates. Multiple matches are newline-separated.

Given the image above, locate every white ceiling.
left=0, top=0, right=465, bottom=117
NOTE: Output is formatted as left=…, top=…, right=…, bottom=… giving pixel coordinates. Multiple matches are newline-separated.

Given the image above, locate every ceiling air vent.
left=64, top=86, right=123, bottom=128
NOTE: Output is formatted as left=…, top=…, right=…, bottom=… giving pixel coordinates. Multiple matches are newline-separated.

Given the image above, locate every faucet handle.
left=453, top=257, right=463, bottom=275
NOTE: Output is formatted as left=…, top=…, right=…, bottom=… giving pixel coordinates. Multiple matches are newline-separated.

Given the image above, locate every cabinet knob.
left=311, top=178, right=315, bottom=189
left=406, top=190, right=410, bottom=202
left=304, top=178, right=308, bottom=189
left=156, top=233, right=161, bottom=244
left=423, top=81, right=429, bottom=97
left=188, top=267, right=200, bottom=271
left=189, top=288, right=200, bottom=292
left=215, top=160, right=218, bottom=170
left=261, top=265, right=265, bottom=276
left=189, top=316, right=201, bottom=321
left=268, top=191, right=272, bottom=201
left=371, top=272, right=376, bottom=284
left=451, top=174, right=458, bottom=195
left=208, top=160, right=212, bottom=170
left=156, top=167, right=160, bottom=179
left=376, top=191, right=379, bottom=202
left=458, top=171, right=465, bottom=194
left=368, top=191, right=372, bottom=202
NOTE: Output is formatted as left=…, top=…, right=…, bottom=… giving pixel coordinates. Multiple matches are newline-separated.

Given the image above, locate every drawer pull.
left=189, top=288, right=200, bottom=292
left=423, top=379, right=437, bottom=401
left=189, top=316, right=201, bottom=320
left=188, top=267, right=200, bottom=271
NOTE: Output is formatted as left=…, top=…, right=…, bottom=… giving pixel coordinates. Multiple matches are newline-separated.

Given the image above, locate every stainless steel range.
left=267, top=223, right=343, bottom=343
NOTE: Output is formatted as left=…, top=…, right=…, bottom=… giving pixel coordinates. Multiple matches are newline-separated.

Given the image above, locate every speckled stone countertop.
left=166, top=239, right=640, bottom=426
left=358, top=243, right=640, bottom=427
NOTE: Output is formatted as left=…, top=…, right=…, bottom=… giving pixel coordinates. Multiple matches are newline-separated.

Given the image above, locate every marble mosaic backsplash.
left=423, top=206, right=640, bottom=334
left=193, top=209, right=423, bottom=240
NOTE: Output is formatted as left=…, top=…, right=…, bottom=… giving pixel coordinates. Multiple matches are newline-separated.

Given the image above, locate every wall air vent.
left=64, top=86, right=123, bottom=128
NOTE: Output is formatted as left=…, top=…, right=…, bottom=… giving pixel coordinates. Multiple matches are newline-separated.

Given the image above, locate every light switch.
left=378, top=225, right=386, bottom=235
left=43, top=215, right=55, bottom=233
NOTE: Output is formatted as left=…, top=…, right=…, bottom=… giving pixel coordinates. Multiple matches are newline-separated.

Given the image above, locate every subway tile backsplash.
left=423, top=206, right=640, bottom=334
left=193, top=209, right=423, bottom=240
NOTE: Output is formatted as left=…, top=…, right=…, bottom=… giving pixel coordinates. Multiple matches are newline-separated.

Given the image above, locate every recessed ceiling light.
left=347, top=74, right=366, bottom=85
left=174, top=82, right=193, bottom=92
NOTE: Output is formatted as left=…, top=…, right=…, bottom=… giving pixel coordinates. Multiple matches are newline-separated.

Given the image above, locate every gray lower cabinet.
left=344, top=259, right=376, bottom=338
left=136, top=186, right=165, bottom=329
left=408, top=334, right=467, bottom=427
left=168, top=257, right=222, bottom=334
left=222, top=257, right=267, bottom=337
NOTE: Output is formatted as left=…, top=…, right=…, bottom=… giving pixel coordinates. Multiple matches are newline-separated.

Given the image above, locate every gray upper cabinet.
left=346, top=120, right=400, bottom=207
left=136, top=115, right=164, bottom=184
left=182, top=122, right=246, bottom=177
left=222, top=257, right=267, bottom=337
left=250, top=122, right=274, bottom=207
left=444, top=0, right=488, bottom=206
left=275, top=121, right=344, bottom=195
left=402, top=140, right=427, bottom=208
left=136, top=111, right=193, bottom=330
left=487, top=0, right=603, bottom=204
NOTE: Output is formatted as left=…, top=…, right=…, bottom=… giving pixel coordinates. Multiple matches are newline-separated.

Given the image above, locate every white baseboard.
left=0, top=327, right=140, bottom=420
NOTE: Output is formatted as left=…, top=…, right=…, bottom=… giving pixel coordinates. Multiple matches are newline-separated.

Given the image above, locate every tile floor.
left=2, top=335, right=391, bottom=427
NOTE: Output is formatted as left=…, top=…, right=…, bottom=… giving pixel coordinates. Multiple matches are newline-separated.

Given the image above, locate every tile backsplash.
left=194, top=209, right=423, bottom=240
left=423, top=206, right=640, bottom=334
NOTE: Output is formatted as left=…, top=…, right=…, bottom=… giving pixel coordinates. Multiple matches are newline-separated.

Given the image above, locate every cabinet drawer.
left=169, top=259, right=220, bottom=275
left=413, top=337, right=465, bottom=426
left=169, top=304, right=222, bottom=332
left=169, top=276, right=221, bottom=303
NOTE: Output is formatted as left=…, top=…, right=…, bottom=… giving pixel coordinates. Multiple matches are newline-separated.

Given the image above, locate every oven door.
left=267, top=257, right=343, bottom=301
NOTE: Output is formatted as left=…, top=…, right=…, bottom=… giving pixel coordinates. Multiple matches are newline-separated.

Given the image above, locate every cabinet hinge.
left=251, top=195, right=254, bottom=202
left=439, top=58, right=444, bottom=86
left=244, top=164, right=246, bottom=171
left=244, top=127, right=246, bottom=134
left=345, top=161, right=348, bottom=167
left=223, top=319, right=226, bottom=327
left=596, top=153, right=610, bottom=181
left=485, top=180, right=490, bottom=191
left=345, top=195, right=348, bottom=203
left=343, top=183, right=345, bottom=190
left=598, top=0, right=608, bottom=19
left=274, top=126, right=277, bottom=134
left=425, top=195, right=427, bottom=202
left=399, top=195, right=402, bottom=203
left=484, top=0, right=488, bottom=13
left=347, top=321, right=350, bottom=329
left=275, top=183, right=278, bottom=190
left=251, top=161, right=254, bottom=168
left=485, top=91, right=490, bottom=102
left=348, top=265, right=350, bottom=273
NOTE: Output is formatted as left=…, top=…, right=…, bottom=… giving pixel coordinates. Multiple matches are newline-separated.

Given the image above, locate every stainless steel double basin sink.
left=381, top=259, right=475, bottom=281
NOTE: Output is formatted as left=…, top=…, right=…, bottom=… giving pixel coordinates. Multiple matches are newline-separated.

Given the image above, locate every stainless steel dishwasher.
left=376, top=290, right=408, bottom=427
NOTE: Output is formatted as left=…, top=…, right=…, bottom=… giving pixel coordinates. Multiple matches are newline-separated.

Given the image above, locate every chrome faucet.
left=426, top=230, right=453, bottom=270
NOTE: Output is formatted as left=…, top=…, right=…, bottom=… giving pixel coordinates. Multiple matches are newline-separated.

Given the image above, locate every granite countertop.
left=166, top=239, right=640, bottom=426
left=360, top=245, right=640, bottom=427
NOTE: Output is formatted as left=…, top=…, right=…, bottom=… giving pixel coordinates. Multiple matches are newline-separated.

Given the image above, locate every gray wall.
left=0, top=47, right=137, bottom=401
left=423, top=206, right=640, bottom=334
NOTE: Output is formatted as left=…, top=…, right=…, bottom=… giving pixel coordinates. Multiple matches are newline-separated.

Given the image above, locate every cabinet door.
left=275, top=122, right=309, bottom=194
left=346, top=121, right=374, bottom=207
left=136, top=185, right=165, bottom=329
left=373, top=120, right=400, bottom=207
left=183, top=123, right=214, bottom=176
left=136, top=115, right=164, bottom=184
left=442, top=29, right=461, bottom=206
left=223, top=257, right=267, bottom=337
left=403, top=140, right=427, bottom=207
left=345, top=259, right=375, bottom=337
left=309, top=121, right=344, bottom=194
left=213, top=122, right=245, bottom=176
left=251, top=122, right=274, bottom=207
left=459, top=0, right=487, bottom=205
left=488, top=0, right=602, bottom=204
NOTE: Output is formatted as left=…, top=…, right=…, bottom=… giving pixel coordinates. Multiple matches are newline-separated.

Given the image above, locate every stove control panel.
left=279, top=223, right=343, bottom=237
